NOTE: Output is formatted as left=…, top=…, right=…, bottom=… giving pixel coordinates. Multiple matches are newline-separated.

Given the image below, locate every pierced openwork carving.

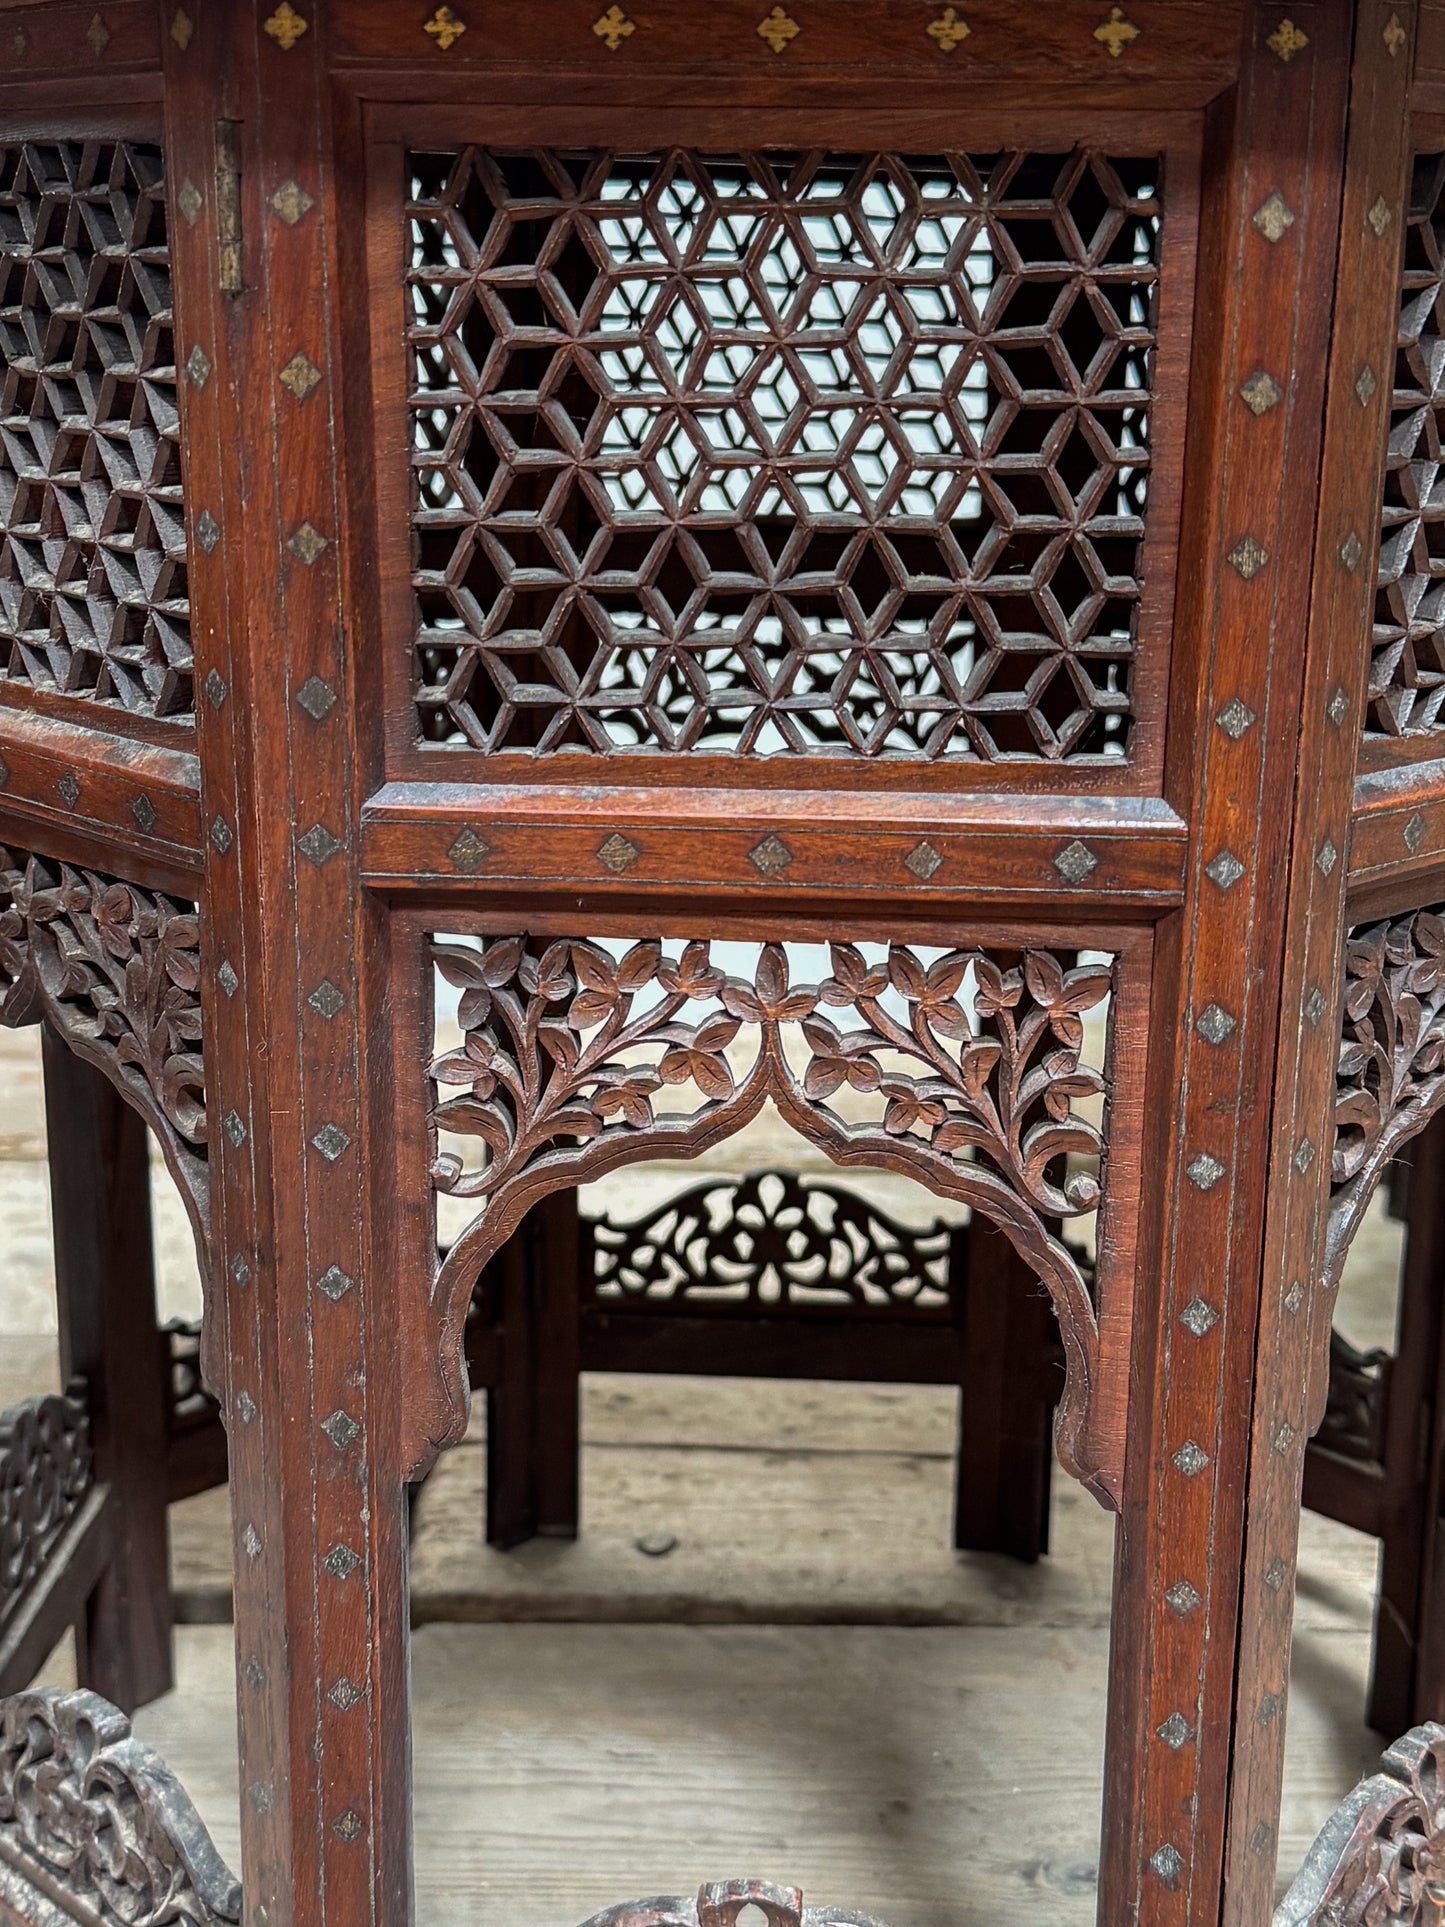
left=431, top=934, right=1114, bottom=1484
left=0, top=846, right=209, bottom=1264
left=1275, top=1723, right=1445, bottom=1927
left=1364, top=151, right=1445, bottom=752
left=407, top=146, right=1160, bottom=760
left=0, top=142, right=192, bottom=719
left=1327, top=904, right=1445, bottom=1288
left=0, top=1388, right=91, bottom=1632
left=578, top=1879, right=889, bottom=1927
left=589, top=1168, right=954, bottom=1317
left=0, top=1688, right=241, bottom=1925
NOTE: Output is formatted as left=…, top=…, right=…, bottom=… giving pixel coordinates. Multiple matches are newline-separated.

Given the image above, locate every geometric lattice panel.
left=407, top=147, right=1160, bottom=760
left=1366, top=150, right=1445, bottom=750
left=0, top=142, right=192, bottom=719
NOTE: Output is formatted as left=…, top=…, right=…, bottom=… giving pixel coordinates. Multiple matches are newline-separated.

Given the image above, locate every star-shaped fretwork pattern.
left=406, top=146, right=1161, bottom=759
left=0, top=142, right=192, bottom=718
left=1368, top=150, right=1445, bottom=743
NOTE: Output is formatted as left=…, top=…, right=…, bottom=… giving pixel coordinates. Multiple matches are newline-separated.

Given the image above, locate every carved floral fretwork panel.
left=0, top=846, right=209, bottom=1268
left=430, top=933, right=1114, bottom=1486
left=0, top=1387, right=90, bottom=1632
left=1327, top=903, right=1445, bottom=1289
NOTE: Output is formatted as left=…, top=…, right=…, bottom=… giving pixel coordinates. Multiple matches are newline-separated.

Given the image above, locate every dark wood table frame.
left=3, top=3, right=1445, bottom=1923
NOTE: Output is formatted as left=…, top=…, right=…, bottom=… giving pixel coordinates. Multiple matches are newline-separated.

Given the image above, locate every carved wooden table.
left=3, top=2, right=1445, bottom=1923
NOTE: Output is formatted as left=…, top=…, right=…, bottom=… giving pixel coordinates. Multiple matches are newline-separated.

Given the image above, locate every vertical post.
left=42, top=1025, right=172, bottom=1713
left=486, top=1196, right=582, bottom=1547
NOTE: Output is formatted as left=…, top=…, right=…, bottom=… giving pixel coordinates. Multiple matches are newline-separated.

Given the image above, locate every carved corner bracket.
left=0, top=844, right=211, bottom=1287
left=428, top=934, right=1118, bottom=1499
left=0, top=1688, right=241, bottom=1926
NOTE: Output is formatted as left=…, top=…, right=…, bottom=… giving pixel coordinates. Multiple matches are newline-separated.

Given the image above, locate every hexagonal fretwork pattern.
left=407, top=147, right=1160, bottom=759
left=0, top=142, right=192, bottom=720
left=1366, top=151, right=1445, bottom=749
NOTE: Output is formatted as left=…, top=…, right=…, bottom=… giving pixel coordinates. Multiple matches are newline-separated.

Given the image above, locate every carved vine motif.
left=1275, top=1723, right=1445, bottom=1927
left=1327, top=905, right=1445, bottom=1290
left=431, top=935, right=1112, bottom=1486
left=0, top=1388, right=91, bottom=1631
left=589, top=1168, right=954, bottom=1318
left=0, top=846, right=209, bottom=1266
left=0, top=1688, right=240, bottom=1925
left=578, top=1878, right=889, bottom=1927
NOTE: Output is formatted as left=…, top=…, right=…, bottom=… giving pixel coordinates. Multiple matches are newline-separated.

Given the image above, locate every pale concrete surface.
left=0, top=1023, right=1403, bottom=1925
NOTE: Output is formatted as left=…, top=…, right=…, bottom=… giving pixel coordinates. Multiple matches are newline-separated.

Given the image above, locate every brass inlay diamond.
left=597, top=832, right=639, bottom=873
left=1384, top=11, right=1406, bottom=55
left=86, top=12, right=110, bottom=55
left=288, top=522, right=329, bottom=566
left=178, top=179, right=203, bottom=226
left=424, top=5, right=467, bottom=48
left=1367, top=195, right=1393, bottom=237
left=757, top=7, right=800, bottom=52
left=1228, top=535, right=1269, bottom=579
left=905, top=841, right=943, bottom=880
left=1340, top=530, right=1363, bottom=572
left=593, top=5, right=636, bottom=49
left=1253, top=192, right=1295, bottom=243
left=171, top=7, right=194, bottom=47
left=1265, top=18, right=1307, bottom=60
left=12, top=27, right=26, bottom=55
left=927, top=7, right=969, bottom=51
left=1354, top=363, right=1377, bottom=407
left=749, top=833, right=793, bottom=875
left=1405, top=811, right=1427, bottom=853
left=1093, top=8, right=1138, bottom=56
left=270, top=179, right=315, bottom=225
left=264, top=2, right=308, bottom=48
left=280, top=351, right=323, bottom=400
left=1239, top=370, right=1282, bottom=416
left=448, top=828, right=490, bottom=873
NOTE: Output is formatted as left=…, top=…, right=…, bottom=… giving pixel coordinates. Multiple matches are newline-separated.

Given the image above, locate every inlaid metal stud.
left=131, top=794, right=157, bottom=833
left=448, top=828, right=490, bottom=873
left=323, top=1544, right=360, bottom=1580
left=1293, top=1136, right=1315, bottom=1173
left=247, top=1784, right=272, bottom=1815
left=1340, top=530, right=1363, bottom=571
left=270, top=179, right=315, bottom=225
left=87, top=12, right=110, bottom=56
left=243, top=1524, right=263, bottom=1560
left=309, top=980, right=345, bottom=1020
left=1316, top=838, right=1337, bottom=876
left=1172, top=1440, right=1210, bottom=1477
left=1355, top=363, right=1377, bottom=407
left=195, top=510, right=221, bottom=554
left=321, top=1411, right=360, bottom=1449
left=1196, top=1004, right=1236, bottom=1045
left=171, top=7, right=194, bottom=46
left=279, top=351, right=323, bottom=400
left=1304, top=984, right=1326, bottom=1025
left=237, top=1391, right=256, bottom=1422
left=1216, top=697, right=1256, bottom=739
left=1164, top=1580, right=1201, bottom=1615
left=186, top=344, right=211, bottom=387
left=1273, top=1421, right=1296, bottom=1455
left=1149, top=1844, right=1184, bottom=1886
left=178, top=179, right=203, bottom=224
left=1284, top=1278, right=1305, bottom=1314
left=297, top=824, right=342, bottom=865
left=328, top=1678, right=363, bottom=1711
left=593, top=5, right=635, bottom=48
left=1266, top=18, right=1308, bottom=59
left=12, top=26, right=26, bottom=54
left=1228, top=534, right=1269, bottom=579
left=1053, top=839, right=1098, bottom=884
left=333, top=1810, right=364, bottom=1842
left=756, top=6, right=800, bottom=52
left=1186, top=1153, right=1225, bottom=1191
left=224, top=1109, right=247, bottom=1147
left=1206, top=850, right=1245, bottom=890
left=210, top=816, right=233, bottom=854
left=1250, top=1821, right=1274, bottom=1857
left=243, top=1659, right=265, bottom=1690
left=905, top=841, right=943, bottom=880
left=1157, top=1713, right=1195, bottom=1751
left=1239, top=369, right=1282, bottom=416
left=598, top=833, right=639, bottom=873
left=1181, top=1298, right=1220, bottom=1337
left=1253, top=192, right=1296, bottom=242
left=287, top=522, right=328, bottom=566
left=311, top=1123, right=351, bottom=1162
left=1093, top=7, right=1139, bottom=56
left=263, top=3, right=308, bottom=48
left=316, top=1264, right=354, bottom=1301
left=1327, top=685, right=1349, bottom=727
left=296, top=675, right=336, bottom=719
left=749, top=834, right=793, bottom=876
left=927, top=7, right=969, bottom=50
left=1367, top=196, right=1393, bottom=237
left=1264, top=1556, right=1288, bottom=1591
left=57, top=774, right=80, bottom=809
left=1405, top=811, right=1427, bottom=853
left=423, top=5, right=466, bottom=48
left=229, top=1255, right=252, bottom=1287
left=1384, top=12, right=1406, bottom=55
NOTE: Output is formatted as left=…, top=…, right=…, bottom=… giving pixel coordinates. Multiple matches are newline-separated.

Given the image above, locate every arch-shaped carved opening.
left=427, top=931, right=1119, bottom=1500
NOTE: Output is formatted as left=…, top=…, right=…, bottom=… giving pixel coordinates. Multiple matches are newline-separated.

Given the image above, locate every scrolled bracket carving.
left=0, top=1688, right=240, bottom=1925
left=0, top=846, right=210, bottom=1282
left=578, top=1877, right=890, bottom=1927
left=1275, top=1723, right=1445, bottom=1926
left=430, top=934, right=1115, bottom=1496
left=0, top=1388, right=91, bottom=1634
